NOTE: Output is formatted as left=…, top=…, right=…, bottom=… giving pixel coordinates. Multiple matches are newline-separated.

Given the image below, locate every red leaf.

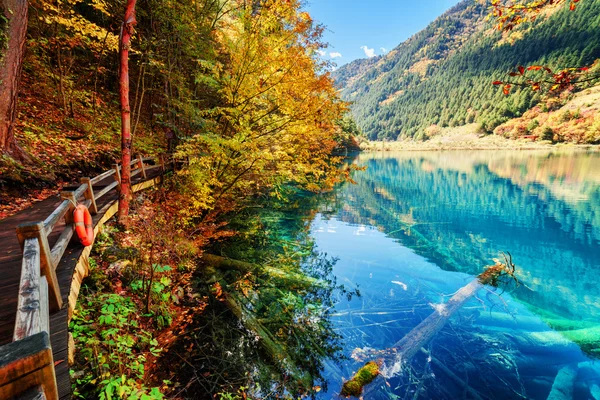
left=493, top=81, right=503, bottom=85
left=518, top=66, right=525, bottom=75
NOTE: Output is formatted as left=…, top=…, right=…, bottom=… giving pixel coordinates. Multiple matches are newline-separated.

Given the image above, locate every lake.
left=310, top=150, right=600, bottom=399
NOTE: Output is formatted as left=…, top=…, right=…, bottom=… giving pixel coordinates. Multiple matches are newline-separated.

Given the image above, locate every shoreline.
left=361, top=144, right=600, bottom=152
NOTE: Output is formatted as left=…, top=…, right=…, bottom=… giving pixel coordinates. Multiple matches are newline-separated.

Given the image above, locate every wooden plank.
left=112, top=164, right=121, bottom=192
left=90, top=168, right=116, bottom=185
left=39, top=278, right=49, bottom=342
left=0, top=332, right=58, bottom=400
left=71, top=185, right=87, bottom=203
left=58, top=193, right=75, bottom=227
left=130, top=168, right=142, bottom=178
left=94, top=180, right=118, bottom=201
left=49, top=226, right=74, bottom=270
left=137, top=156, right=147, bottom=179
left=15, top=223, right=62, bottom=312
left=13, top=239, right=46, bottom=342
left=19, top=385, right=47, bottom=400
left=42, top=201, right=70, bottom=236
left=144, top=165, right=162, bottom=174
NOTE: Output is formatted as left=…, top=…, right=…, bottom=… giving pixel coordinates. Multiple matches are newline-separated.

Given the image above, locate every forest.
left=334, top=0, right=600, bottom=141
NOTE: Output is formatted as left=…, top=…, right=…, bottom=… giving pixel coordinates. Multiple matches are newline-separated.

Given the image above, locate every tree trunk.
left=0, top=0, right=28, bottom=159
left=118, top=0, right=137, bottom=223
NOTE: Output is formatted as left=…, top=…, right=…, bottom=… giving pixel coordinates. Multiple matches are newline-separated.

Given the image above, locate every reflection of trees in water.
left=168, top=189, right=357, bottom=398
left=333, top=153, right=600, bottom=341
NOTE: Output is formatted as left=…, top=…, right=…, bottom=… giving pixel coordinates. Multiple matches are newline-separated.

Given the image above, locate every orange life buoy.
left=74, top=204, right=94, bottom=246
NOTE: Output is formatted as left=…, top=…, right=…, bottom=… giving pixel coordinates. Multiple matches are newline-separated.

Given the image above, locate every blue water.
left=311, top=150, right=600, bottom=399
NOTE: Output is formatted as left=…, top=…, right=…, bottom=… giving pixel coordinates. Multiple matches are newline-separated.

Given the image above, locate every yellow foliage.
left=34, top=0, right=118, bottom=52
left=177, top=0, right=349, bottom=215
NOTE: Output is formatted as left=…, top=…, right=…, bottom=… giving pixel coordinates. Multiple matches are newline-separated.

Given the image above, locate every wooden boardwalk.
left=0, top=167, right=163, bottom=399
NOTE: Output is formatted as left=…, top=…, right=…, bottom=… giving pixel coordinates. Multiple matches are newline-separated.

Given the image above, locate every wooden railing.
left=0, top=155, right=167, bottom=400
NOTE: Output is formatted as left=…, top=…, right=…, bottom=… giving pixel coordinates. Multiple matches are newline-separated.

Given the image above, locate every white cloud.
left=329, top=52, right=342, bottom=58
left=380, top=47, right=388, bottom=54
left=316, top=49, right=326, bottom=57
left=360, top=45, right=376, bottom=58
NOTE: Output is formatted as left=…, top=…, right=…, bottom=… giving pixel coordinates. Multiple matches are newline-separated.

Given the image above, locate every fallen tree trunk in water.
left=345, top=255, right=519, bottom=397
left=221, top=290, right=313, bottom=389
left=547, top=365, right=577, bottom=400
left=202, top=253, right=326, bottom=289
left=379, top=278, right=483, bottom=377
left=202, top=264, right=314, bottom=390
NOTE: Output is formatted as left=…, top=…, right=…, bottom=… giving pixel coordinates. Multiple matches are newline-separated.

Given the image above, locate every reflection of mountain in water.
left=336, top=151, right=600, bottom=330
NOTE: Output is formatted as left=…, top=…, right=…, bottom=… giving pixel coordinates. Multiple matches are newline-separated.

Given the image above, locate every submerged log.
left=547, top=365, right=577, bottom=400
left=420, top=348, right=485, bottom=400
left=379, top=278, right=483, bottom=376
left=203, top=266, right=313, bottom=390
left=220, top=291, right=312, bottom=388
left=353, top=255, right=518, bottom=390
left=202, top=253, right=326, bottom=289
left=590, top=384, right=600, bottom=400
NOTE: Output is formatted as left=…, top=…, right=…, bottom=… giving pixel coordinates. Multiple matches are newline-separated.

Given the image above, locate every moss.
left=340, top=361, right=380, bottom=397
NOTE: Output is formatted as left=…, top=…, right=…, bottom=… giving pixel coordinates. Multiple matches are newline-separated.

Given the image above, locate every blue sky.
left=304, top=0, right=462, bottom=66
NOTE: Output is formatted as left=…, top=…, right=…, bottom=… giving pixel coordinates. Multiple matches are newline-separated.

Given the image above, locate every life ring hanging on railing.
left=74, top=204, right=94, bottom=246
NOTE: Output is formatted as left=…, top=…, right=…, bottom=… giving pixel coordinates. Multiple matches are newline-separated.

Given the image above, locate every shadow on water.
left=311, top=150, right=600, bottom=399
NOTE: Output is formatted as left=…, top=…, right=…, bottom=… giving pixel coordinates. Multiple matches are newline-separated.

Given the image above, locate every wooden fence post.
left=113, top=164, right=121, bottom=192
left=15, top=223, right=62, bottom=312
left=60, top=192, right=76, bottom=226
left=137, top=155, right=146, bottom=179
left=13, top=239, right=49, bottom=342
left=159, top=154, right=165, bottom=173
left=80, top=178, right=98, bottom=215
left=0, top=332, right=58, bottom=400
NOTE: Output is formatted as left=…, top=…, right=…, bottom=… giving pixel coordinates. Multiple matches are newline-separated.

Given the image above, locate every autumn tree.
left=176, top=0, right=348, bottom=222
left=0, top=0, right=28, bottom=159
left=118, top=0, right=136, bottom=222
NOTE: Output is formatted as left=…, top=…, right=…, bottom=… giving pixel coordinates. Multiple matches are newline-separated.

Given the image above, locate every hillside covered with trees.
left=333, top=0, right=600, bottom=141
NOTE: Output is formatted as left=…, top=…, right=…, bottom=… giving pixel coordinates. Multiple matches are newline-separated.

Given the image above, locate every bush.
left=559, top=110, right=573, bottom=123
left=541, top=126, right=554, bottom=142
left=585, top=116, right=600, bottom=143
left=527, top=119, right=540, bottom=132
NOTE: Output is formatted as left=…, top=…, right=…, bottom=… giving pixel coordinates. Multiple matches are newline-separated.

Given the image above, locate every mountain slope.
left=333, top=0, right=600, bottom=141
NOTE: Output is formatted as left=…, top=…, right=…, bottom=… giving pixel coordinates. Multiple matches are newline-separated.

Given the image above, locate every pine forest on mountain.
left=334, top=0, right=600, bottom=141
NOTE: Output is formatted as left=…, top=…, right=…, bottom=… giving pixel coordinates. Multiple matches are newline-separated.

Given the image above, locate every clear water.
left=311, top=150, right=600, bottom=399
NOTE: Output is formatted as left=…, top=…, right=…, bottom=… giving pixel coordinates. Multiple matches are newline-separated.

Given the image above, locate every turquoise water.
left=311, top=150, right=600, bottom=399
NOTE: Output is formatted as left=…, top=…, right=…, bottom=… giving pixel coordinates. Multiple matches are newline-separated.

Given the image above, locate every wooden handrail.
left=95, top=181, right=119, bottom=201
left=89, top=168, right=117, bottom=185
left=14, top=239, right=48, bottom=341
left=2, top=153, right=169, bottom=400
left=42, top=200, right=70, bottom=233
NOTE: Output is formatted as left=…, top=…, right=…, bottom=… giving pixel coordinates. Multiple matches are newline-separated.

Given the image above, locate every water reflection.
left=313, top=150, right=600, bottom=399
